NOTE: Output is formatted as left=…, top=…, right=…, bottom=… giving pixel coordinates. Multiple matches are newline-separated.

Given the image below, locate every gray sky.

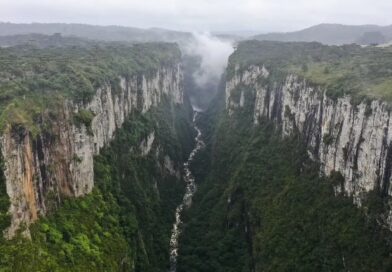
left=1, top=0, right=392, bottom=32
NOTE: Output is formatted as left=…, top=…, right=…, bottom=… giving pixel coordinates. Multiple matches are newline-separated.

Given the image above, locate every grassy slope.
left=228, top=40, right=392, bottom=102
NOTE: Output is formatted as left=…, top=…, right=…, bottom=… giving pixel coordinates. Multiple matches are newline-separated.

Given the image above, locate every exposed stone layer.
left=226, top=64, right=392, bottom=210
left=1, top=64, right=183, bottom=238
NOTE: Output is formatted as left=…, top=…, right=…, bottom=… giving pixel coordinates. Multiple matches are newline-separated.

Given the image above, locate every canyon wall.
left=226, top=64, right=392, bottom=223
left=0, top=64, right=183, bottom=238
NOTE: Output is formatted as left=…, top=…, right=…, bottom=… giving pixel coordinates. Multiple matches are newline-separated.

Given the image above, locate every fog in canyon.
left=182, top=32, right=234, bottom=110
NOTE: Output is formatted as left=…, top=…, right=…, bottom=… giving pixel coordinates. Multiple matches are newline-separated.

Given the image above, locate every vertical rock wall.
left=226, top=64, right=392, bottom=214
left=0, top=64, right=183, bottom=238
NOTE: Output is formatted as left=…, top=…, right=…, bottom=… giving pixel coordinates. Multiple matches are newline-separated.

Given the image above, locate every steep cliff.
left=0, top=43, right=183, bottom=238
left=177, top=85, right=392, bottom=271
left=176, top=41, right=392, bottom=270
left=225, top=41, right=392, bottom=225
left=0, top=96, right=194, bottom=271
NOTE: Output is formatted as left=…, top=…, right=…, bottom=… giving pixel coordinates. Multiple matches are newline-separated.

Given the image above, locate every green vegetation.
left=228, top=40, right=392, bottom=102
left=0, top=97, right=194, bottom=271
left=73, top=109, right=95, bottom=134
left=0, top=190, right=131, bottom=272
left=177, top=91, right=392, bottom=271
left=0, top=150, right=10, bottom=233
left=0, top=42, right=181, bottom=134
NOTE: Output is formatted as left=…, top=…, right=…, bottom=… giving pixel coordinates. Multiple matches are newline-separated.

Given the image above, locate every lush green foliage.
left=0, top=43, right=181, bottom=133
left=228, top=40, right=392, bottom=102
left=0, top=190, right=131, bottom=272
left=0, top=97, right=193, bottom=271
left=177, top=95, right=392, bottom=271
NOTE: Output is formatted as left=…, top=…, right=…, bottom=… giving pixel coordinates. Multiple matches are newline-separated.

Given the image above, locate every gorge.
left=169, top=112, right=205, bottom=272
left=1, top=36, right=392, bottom=271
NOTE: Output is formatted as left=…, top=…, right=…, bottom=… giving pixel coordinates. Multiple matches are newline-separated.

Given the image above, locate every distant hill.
left=0, top=33, right=97, bottom=48
left=0, top=22, right=193, bottom=44
left=253, top=24, right=392, bottom=45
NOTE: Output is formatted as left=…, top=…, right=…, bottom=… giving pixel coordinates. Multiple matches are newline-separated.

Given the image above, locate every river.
left=169, top=111, right=205, bottom=272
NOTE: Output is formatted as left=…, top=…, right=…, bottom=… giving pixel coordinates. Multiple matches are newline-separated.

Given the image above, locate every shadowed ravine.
left=169, top=111, right=205, bottom=272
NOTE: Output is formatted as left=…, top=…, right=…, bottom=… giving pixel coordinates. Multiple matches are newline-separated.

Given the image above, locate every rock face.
left=0, top=64, right=183, bottom=238
left=226, top=64, right=392, bottom=209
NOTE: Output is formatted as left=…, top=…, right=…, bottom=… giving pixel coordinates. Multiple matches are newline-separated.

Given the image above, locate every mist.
left=185, top=33, right=234, bottom=88
left=182, top=33, right=234, bottom=111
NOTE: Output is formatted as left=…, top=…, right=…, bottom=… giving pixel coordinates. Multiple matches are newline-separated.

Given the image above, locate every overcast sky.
left=1, top=0, right=392, bottom=32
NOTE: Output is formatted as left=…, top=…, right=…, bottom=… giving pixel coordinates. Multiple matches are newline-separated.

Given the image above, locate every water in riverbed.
left=169, top=112, right=205, bottom=272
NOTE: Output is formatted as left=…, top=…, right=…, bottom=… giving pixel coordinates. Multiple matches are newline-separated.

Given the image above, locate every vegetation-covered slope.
left=0, top=96, right=194, bottom=271
left=229, top=40, right=392, bottom=102
left=177, top=89, right=392, bottom=271
left=0, top=42, right=181, bottom=133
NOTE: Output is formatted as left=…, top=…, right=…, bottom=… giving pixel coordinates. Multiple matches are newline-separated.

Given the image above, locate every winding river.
left=169, top=112, right=205, bottom=272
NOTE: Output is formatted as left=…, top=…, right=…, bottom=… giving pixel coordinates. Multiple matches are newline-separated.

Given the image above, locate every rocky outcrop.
left=226, top=64, right=392, bottom=213
left=1, top=64, right=183, bottom=238
left=140, top=131, right=156, bottom=156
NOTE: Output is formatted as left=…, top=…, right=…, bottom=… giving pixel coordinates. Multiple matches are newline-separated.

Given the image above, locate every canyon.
left=1, top=38, right=392, bottom=271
